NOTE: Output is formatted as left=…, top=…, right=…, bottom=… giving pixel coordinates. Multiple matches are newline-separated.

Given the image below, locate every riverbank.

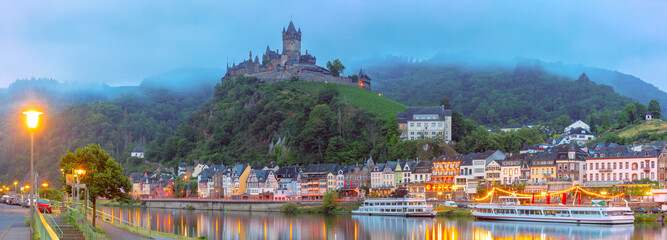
left=144, top=199, right=322, bottom=212
left=437, top=208, right=473, bottom=218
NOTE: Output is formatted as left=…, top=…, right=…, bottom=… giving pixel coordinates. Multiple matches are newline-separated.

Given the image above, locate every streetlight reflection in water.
left=99, top=206, right=663, bottom=239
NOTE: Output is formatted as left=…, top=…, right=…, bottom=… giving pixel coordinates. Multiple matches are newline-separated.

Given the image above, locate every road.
left=0, top=203, right=29, bottom=240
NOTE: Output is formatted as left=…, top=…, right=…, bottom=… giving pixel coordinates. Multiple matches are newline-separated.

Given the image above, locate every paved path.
left=0, top=204, right=29, bottom=240
left=95, top=220, right=176, bottom=240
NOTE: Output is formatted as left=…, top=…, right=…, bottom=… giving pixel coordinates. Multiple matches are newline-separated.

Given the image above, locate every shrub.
left=281, top=202, right=299, bottom=214
left=322, top=191, right=339, bottom=213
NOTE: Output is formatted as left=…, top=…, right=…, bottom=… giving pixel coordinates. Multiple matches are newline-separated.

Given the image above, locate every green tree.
left=440, top=96, right=451, bottom=109
left=617, top=111, right=630, bottom=127
left=622, top=104, right=638, bottom=123
left=326, top=59, right=346, bottom=77
left=59, top=144, right=131, bottom=226
left=322, top=190, right=338, bottom=213
left=648, top=99, right=661, bottom=119
left=634, top=102, right=648, bottom=123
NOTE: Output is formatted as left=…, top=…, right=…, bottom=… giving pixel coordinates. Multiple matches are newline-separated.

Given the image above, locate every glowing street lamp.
left=24, top=109, right=42, bottom=235
left=42, top=182, right=49, bottom=199
left=14, top=181, right=17, bottom=193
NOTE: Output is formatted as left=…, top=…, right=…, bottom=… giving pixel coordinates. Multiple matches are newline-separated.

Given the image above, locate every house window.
left=626, top=162, right=629, bottom=169
left=641, top=162, right=645, bottom=168
left=410, top=123, right=414, bottom=127
left=652, top=161, right=655, bottom=168
left=432, top=132, right=436, bottom=135
left=595, top=173, right=599, bottom=181
left=417, top=123, right=421, bottom=127
left=431, top=123, right=436, bottom=127
left=410, top=132, right=414, bottom=135
left=438, top=123, right=443, bottom=127
left=595, top=163, right=599, bottom=170
left=619, top=162, right=623, bottom=169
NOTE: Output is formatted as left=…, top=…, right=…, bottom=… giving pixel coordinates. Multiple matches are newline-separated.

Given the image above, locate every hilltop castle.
left=224, top=21, right=371, bottom=90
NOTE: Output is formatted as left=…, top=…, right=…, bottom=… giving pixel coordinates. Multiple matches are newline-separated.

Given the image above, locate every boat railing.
left=475, top=203, right=626, bottom=208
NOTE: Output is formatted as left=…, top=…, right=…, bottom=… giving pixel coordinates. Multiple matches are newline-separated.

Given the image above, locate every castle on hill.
left=224, top=21, right=371, bottom=90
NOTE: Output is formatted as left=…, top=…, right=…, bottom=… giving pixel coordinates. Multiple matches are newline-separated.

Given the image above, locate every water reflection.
left=100, top=206, right=666, bottom=240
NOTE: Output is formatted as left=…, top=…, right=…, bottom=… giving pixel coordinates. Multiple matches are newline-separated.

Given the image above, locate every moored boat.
left=352, top=198, right=437, bottom=217
left=472, top=196, right=634, bottom=224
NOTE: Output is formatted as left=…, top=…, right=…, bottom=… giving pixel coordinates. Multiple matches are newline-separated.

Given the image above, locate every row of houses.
left=130, top=141, right=667, bottom=201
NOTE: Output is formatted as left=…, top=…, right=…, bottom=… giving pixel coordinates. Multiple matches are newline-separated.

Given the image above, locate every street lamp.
left=24, top=109, right=42, bottom=235
left=73, top=169, right=86, bottom=204
left=14, top=181, right=17, bottom=193
left=42, top=182, right=48, bottom=199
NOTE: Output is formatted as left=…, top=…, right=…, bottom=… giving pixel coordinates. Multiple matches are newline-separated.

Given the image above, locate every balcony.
left=598, top=168, right=613, bottom=173
left=644, top=167, right=651, bottom=172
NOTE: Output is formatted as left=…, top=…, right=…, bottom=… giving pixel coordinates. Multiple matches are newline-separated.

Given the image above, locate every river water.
left=98, top=206, right=666, bottom=240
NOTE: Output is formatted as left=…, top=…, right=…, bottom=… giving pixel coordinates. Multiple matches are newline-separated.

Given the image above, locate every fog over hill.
left=348, top=53, right=667, bottom=115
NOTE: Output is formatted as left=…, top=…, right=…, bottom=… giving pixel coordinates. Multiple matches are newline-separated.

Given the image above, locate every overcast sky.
left=1, top=0, right=665, bottom=90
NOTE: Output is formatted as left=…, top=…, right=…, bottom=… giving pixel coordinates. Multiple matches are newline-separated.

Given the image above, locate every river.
left=98, top=206, right=667, bottom=240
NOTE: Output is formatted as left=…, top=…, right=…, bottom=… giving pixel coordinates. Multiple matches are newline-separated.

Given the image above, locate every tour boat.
left=352, top=198, right=437, bottom=217
left=472, top=196, right=635, bottom=224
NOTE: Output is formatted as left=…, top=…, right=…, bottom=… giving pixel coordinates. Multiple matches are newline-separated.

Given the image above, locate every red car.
left=36, top=199, right=51, bottom=213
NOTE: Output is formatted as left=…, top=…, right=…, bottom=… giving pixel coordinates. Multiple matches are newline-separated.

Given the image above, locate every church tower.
left=282, top=21, right=301, bottom=62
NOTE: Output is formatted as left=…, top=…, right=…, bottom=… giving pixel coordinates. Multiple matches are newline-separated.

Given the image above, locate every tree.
left=634, top=102, right=648, bottom=123
left=321, top=190, right=338, bottom=213
left=648, top=99, right=661, bottom=119
left=617, top=111, right=630, bottom=127
left=326, top=59, right=346, bottom=77
left=622, top=104, right=637, bottom=123
left=440, top=96, right=451, bottom=109
left=59, top=144, right=131, bottom=226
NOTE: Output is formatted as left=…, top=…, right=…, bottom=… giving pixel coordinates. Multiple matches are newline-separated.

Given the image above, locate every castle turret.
left=282, top=21, right=301, bottom=63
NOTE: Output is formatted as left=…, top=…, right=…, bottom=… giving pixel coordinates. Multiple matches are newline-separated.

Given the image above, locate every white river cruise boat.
left=351, top=198, right=437, bottom=217
left=472, top=196, right=634, bottom=224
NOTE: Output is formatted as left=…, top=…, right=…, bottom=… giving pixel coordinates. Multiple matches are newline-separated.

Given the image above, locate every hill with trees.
left=144, top=76, right=414, bottom=168
left=367, top=59, right=634, bottom=127
left=0, top=68, right=221, bottom=184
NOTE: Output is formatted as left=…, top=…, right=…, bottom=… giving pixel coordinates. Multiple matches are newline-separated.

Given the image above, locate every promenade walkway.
left=95, top=220, right=176, bottom=240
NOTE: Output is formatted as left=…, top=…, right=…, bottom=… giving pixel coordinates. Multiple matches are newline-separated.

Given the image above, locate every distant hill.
left=350, top=53, right=667, bottom=120
left=365, top=57, right=633, bottom=126
left=541, top=62, right=667, bottom=115
left=0, top=68, right=222, bottom=184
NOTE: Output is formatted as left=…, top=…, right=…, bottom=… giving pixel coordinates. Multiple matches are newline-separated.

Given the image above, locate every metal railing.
left=39, top=205, right=63, bottom=238
left=35, top=209, right=60, bottom=240
left=87, top=206, right=153, bottom=238
left=66, top=205, right=104, bottom=240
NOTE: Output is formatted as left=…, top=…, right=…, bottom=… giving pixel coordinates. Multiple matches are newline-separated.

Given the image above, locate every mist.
left=0, top=0, right=665, bottom=91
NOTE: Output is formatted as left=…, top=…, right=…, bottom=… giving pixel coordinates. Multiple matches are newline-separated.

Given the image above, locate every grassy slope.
left=618, top=120, right=667, bottom=138
left=288, top=81, right=407, bottom=119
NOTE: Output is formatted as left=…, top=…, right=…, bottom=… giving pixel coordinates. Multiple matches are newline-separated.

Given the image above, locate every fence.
left=34, top=209, right=60, bottom=240
left=87, top=206, right=154, bottom=238
left=66, top=204, right=105, bottom=240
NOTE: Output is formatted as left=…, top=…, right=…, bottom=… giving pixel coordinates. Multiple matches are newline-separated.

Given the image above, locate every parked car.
left=457, top=197, right=468, bottom=201
left=650, top=208, right=662, bottom=214
left=36, top=199, right=52, bottom=213
left=443, top=201, right=457, bottom=207
left=633, top=208, right=648, bottom=213
left=456, top=203, right=466, bottom=208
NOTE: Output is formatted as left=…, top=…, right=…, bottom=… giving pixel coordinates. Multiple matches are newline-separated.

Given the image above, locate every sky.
left=1, top=0, right=665, bottom=90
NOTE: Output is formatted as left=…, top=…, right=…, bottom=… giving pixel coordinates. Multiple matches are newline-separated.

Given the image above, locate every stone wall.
left=144, top=200, right=320, bottom=212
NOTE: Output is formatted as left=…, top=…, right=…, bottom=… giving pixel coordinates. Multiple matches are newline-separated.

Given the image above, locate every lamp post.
left=24, top=110, right=42, bottom=235
left=14, top=181, right=17, bottom=194
left=42, top=182, right=48, bottom=199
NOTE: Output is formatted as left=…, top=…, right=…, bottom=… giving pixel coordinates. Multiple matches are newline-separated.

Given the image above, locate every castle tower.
left=282, top=21, right=301, bottom=62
